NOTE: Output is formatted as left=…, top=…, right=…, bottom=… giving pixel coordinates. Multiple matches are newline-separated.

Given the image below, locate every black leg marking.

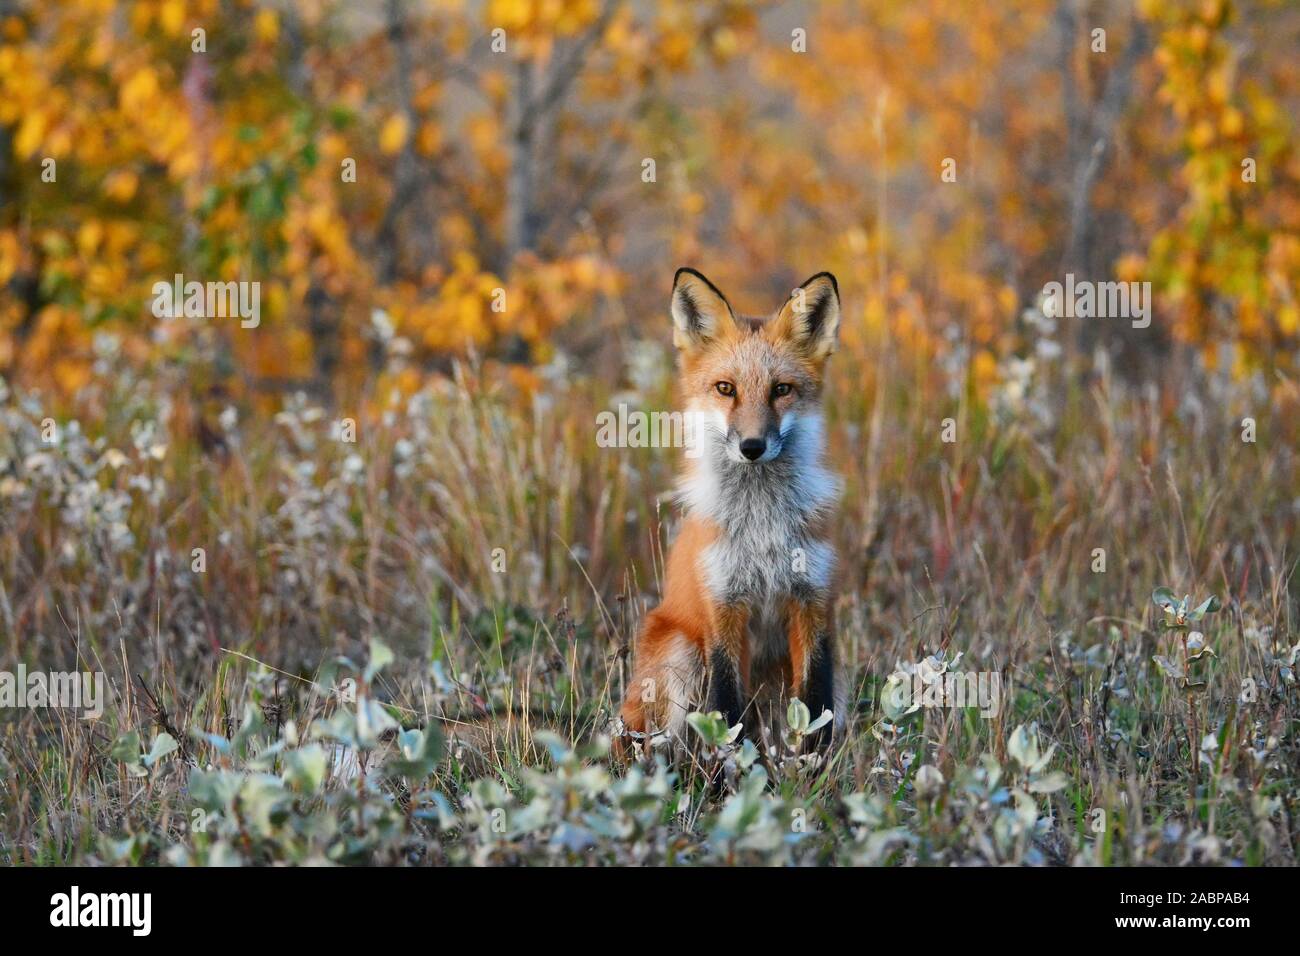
left=706, top=646, right=744, bottom=731
left=803, top=634, right=836, bottom=752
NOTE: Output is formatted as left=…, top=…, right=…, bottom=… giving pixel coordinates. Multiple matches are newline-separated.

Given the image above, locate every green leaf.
left=191, top=730, right=232, bottom=756
left=142, top=732, right=178, bottom=767
left=1188, top=595, right=1222, bottom=620
left=110, top=730, right=141, bottom=765
left=806, top=708, right=834, bottom=735
left=1152, top=587, right=1178, bottom=609
left=238, top=774, right=288, bottom=838
left=786, top=697, right=811, bottom=733
left=736, top=738, right=760, bottom=771
left=364, top=638, right=395, bottom=682
left=282, top=744, right=327, bottom=793
left=386, top=723, right=445, bottom=780
left=686, top=711, right=731, bottom=748
left=188, top=767, right=243, bottom=811
left=880, top=673, right=916, bottom=721
left=356, top=696, right=397, bottom=748
left=1007, top=723, right=1041, bottom=770
left=1028, top=771, right=1070, bottom=794
left=1028, top=741, right=1058, bottom=776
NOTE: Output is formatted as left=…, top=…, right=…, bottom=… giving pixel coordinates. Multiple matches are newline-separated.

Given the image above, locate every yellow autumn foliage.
left=0, top=0, right=1295, bottom=410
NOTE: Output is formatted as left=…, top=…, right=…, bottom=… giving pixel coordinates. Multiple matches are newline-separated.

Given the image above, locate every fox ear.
left=773, top=272, right=840, bottom=361
left=671, top=268, right=737, bottom=352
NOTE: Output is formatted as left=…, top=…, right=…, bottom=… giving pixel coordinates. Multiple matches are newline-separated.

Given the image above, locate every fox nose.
left=739, top=437, right=766, bottom=461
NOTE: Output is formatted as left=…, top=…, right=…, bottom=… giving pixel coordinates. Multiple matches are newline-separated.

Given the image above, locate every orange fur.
left=617, top=268, right=843, bottom=757
left=618, top=517, right=717, bottom=739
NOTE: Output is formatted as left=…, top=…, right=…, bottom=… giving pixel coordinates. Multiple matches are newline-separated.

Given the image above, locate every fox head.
left=671, top=267, right=841, bottom=465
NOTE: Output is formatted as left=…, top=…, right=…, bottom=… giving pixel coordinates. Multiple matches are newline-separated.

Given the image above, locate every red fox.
left=617, top=267, right=845, bottom=756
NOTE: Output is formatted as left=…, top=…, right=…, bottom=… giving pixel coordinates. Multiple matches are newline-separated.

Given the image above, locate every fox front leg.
left=705, top=605, right=750, bottom=733
left=786, top=595, right=837, bottom=752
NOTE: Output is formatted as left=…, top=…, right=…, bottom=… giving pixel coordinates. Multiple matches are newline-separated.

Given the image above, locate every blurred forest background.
left=1, top=0, right=1297, bottom=410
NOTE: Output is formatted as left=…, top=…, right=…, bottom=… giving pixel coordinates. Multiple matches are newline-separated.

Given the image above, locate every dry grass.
left=0, top=335, right=1297, bottom=865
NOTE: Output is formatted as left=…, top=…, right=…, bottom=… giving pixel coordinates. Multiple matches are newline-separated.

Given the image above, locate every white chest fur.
left=678, top=411, right=840, bottom=606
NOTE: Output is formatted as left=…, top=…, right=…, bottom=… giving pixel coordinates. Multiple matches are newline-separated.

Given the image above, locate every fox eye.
left=715, top=381, right=735, bottom=397
left=772, top=383, right=793, bottom=398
